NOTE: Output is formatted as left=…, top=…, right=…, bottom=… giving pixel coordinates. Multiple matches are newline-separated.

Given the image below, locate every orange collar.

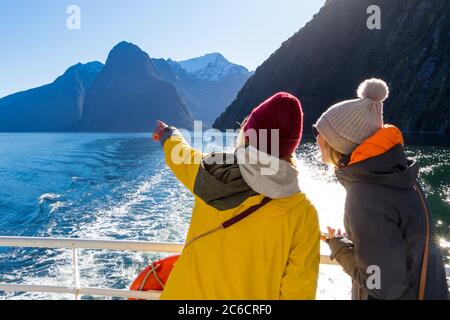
left=348, top=125, right=404, bottom=166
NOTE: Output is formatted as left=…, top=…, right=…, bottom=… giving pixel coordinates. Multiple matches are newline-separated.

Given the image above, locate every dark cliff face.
left=214, top=0, right=450, bottom=135
left=80, top=42, right=194, bottom=131
left=0, top=62, right=103, bottom=132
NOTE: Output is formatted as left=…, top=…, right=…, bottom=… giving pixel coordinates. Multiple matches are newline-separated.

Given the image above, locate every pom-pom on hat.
left=357, top=78, right=389, bottom=102
left=315, top=78, right=390, bottom=155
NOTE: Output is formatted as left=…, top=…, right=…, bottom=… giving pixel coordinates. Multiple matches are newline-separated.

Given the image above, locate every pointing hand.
left=153, top=121, right=169, bottom=142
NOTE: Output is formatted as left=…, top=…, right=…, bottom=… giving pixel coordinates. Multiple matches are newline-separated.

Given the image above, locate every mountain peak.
left=80, top=42, right=194, bottom=131
left=178, top=53, right=228, bottom=74
left=112, top=41, right=141, bottom=52
left=105, top=41, right=159, bottom=77
left=58, top=61, right=104, bottom=82
left=203, top=52, right=227, bottom=62
left=177, top=53, right=249, bottom=81
left=107, top=41, right=151, bottom=63
left=65, top=61, right=103, bottom=73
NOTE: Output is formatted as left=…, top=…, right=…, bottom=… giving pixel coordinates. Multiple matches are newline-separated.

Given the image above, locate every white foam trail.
left=38, top=193, right=61, bottom=204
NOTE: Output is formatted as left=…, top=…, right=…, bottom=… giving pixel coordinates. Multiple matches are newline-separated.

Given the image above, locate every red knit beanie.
left=243, top=92, right=303, bottom=158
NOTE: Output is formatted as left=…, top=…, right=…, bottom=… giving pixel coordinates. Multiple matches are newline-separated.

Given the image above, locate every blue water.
left=0, top=133, right=448, bottom=299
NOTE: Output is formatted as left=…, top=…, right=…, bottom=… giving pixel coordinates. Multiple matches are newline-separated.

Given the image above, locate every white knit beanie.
left=315, top=78, right=390, bottom=155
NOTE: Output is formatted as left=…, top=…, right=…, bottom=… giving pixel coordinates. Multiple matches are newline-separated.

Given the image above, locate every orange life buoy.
left=129, top=254, right=180, bottom=300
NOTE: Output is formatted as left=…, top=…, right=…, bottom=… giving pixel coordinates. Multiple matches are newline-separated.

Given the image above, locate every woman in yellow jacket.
left=153, top=92, right=320, bottom=300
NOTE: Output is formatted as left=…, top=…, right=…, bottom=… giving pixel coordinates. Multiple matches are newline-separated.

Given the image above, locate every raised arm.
left=153, top=121, right=202, bottom=193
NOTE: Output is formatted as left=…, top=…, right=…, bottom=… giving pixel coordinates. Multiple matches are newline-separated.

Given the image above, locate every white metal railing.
left=0, top=236, right=448, bottom=300
left=0, top=237, right=184, bottom=300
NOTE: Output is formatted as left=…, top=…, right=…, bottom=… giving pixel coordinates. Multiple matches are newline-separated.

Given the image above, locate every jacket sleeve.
left=328, top=199, right=412, bottom=300
left=161, top=128, right=202, bottom=194
left=280, top=204, right=320, bottom=300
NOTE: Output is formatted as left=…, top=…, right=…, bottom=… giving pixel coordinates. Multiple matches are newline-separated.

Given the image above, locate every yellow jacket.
left=159, top=133, right=320, bottom=300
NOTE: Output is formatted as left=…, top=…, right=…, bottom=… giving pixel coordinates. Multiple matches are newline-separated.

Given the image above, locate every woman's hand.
left=153, top=120, right=169, bottom=142
left=320, top=227, right=345, bottom=242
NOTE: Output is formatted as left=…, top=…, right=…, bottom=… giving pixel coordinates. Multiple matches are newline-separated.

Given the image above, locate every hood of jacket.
left=193, top=146, right=301, bottom=211
left=336, top=125, right=419, bottom=189
left=236, top=146, right=302, bottom=199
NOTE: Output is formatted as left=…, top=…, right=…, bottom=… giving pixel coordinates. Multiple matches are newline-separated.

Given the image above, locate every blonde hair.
left=324, top=140, right=344, bottom=168
left=236, top=117, right=298, bottom=167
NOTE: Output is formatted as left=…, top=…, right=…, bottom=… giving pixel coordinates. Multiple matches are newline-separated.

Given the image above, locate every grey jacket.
left=328, top=144, right=448, bottom=300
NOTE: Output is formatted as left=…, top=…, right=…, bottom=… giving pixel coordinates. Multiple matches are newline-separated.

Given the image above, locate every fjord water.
left=0, top=133, right=448, bottom=300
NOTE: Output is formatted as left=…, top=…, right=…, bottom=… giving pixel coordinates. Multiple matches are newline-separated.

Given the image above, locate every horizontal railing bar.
left=0, top=236, right=184, bottom=253
left=0, top=284, right=76, bottom=295
left=80, top=287, right=161, bottom=300
left=0, top=284, right=161, bottom=300
left=1, top=236, right=447, bottom=275
left=0, top=236, right=339, bottom=265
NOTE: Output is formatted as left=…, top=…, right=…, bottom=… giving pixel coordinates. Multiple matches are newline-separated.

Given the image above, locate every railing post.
left=72, top=248, right=81, bottom=300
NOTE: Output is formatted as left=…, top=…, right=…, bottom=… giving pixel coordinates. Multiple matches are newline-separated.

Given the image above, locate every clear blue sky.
left=0, top=0, right=325, bottom=98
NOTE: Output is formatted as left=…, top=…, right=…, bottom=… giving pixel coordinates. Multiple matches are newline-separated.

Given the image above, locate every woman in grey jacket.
left=314, top=78, right=448, bottom=300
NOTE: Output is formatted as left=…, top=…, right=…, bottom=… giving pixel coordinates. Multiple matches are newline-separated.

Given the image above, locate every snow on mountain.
left=177, top=53, right=251, bottom=81
left=151, top=53, right=253, bottom=125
